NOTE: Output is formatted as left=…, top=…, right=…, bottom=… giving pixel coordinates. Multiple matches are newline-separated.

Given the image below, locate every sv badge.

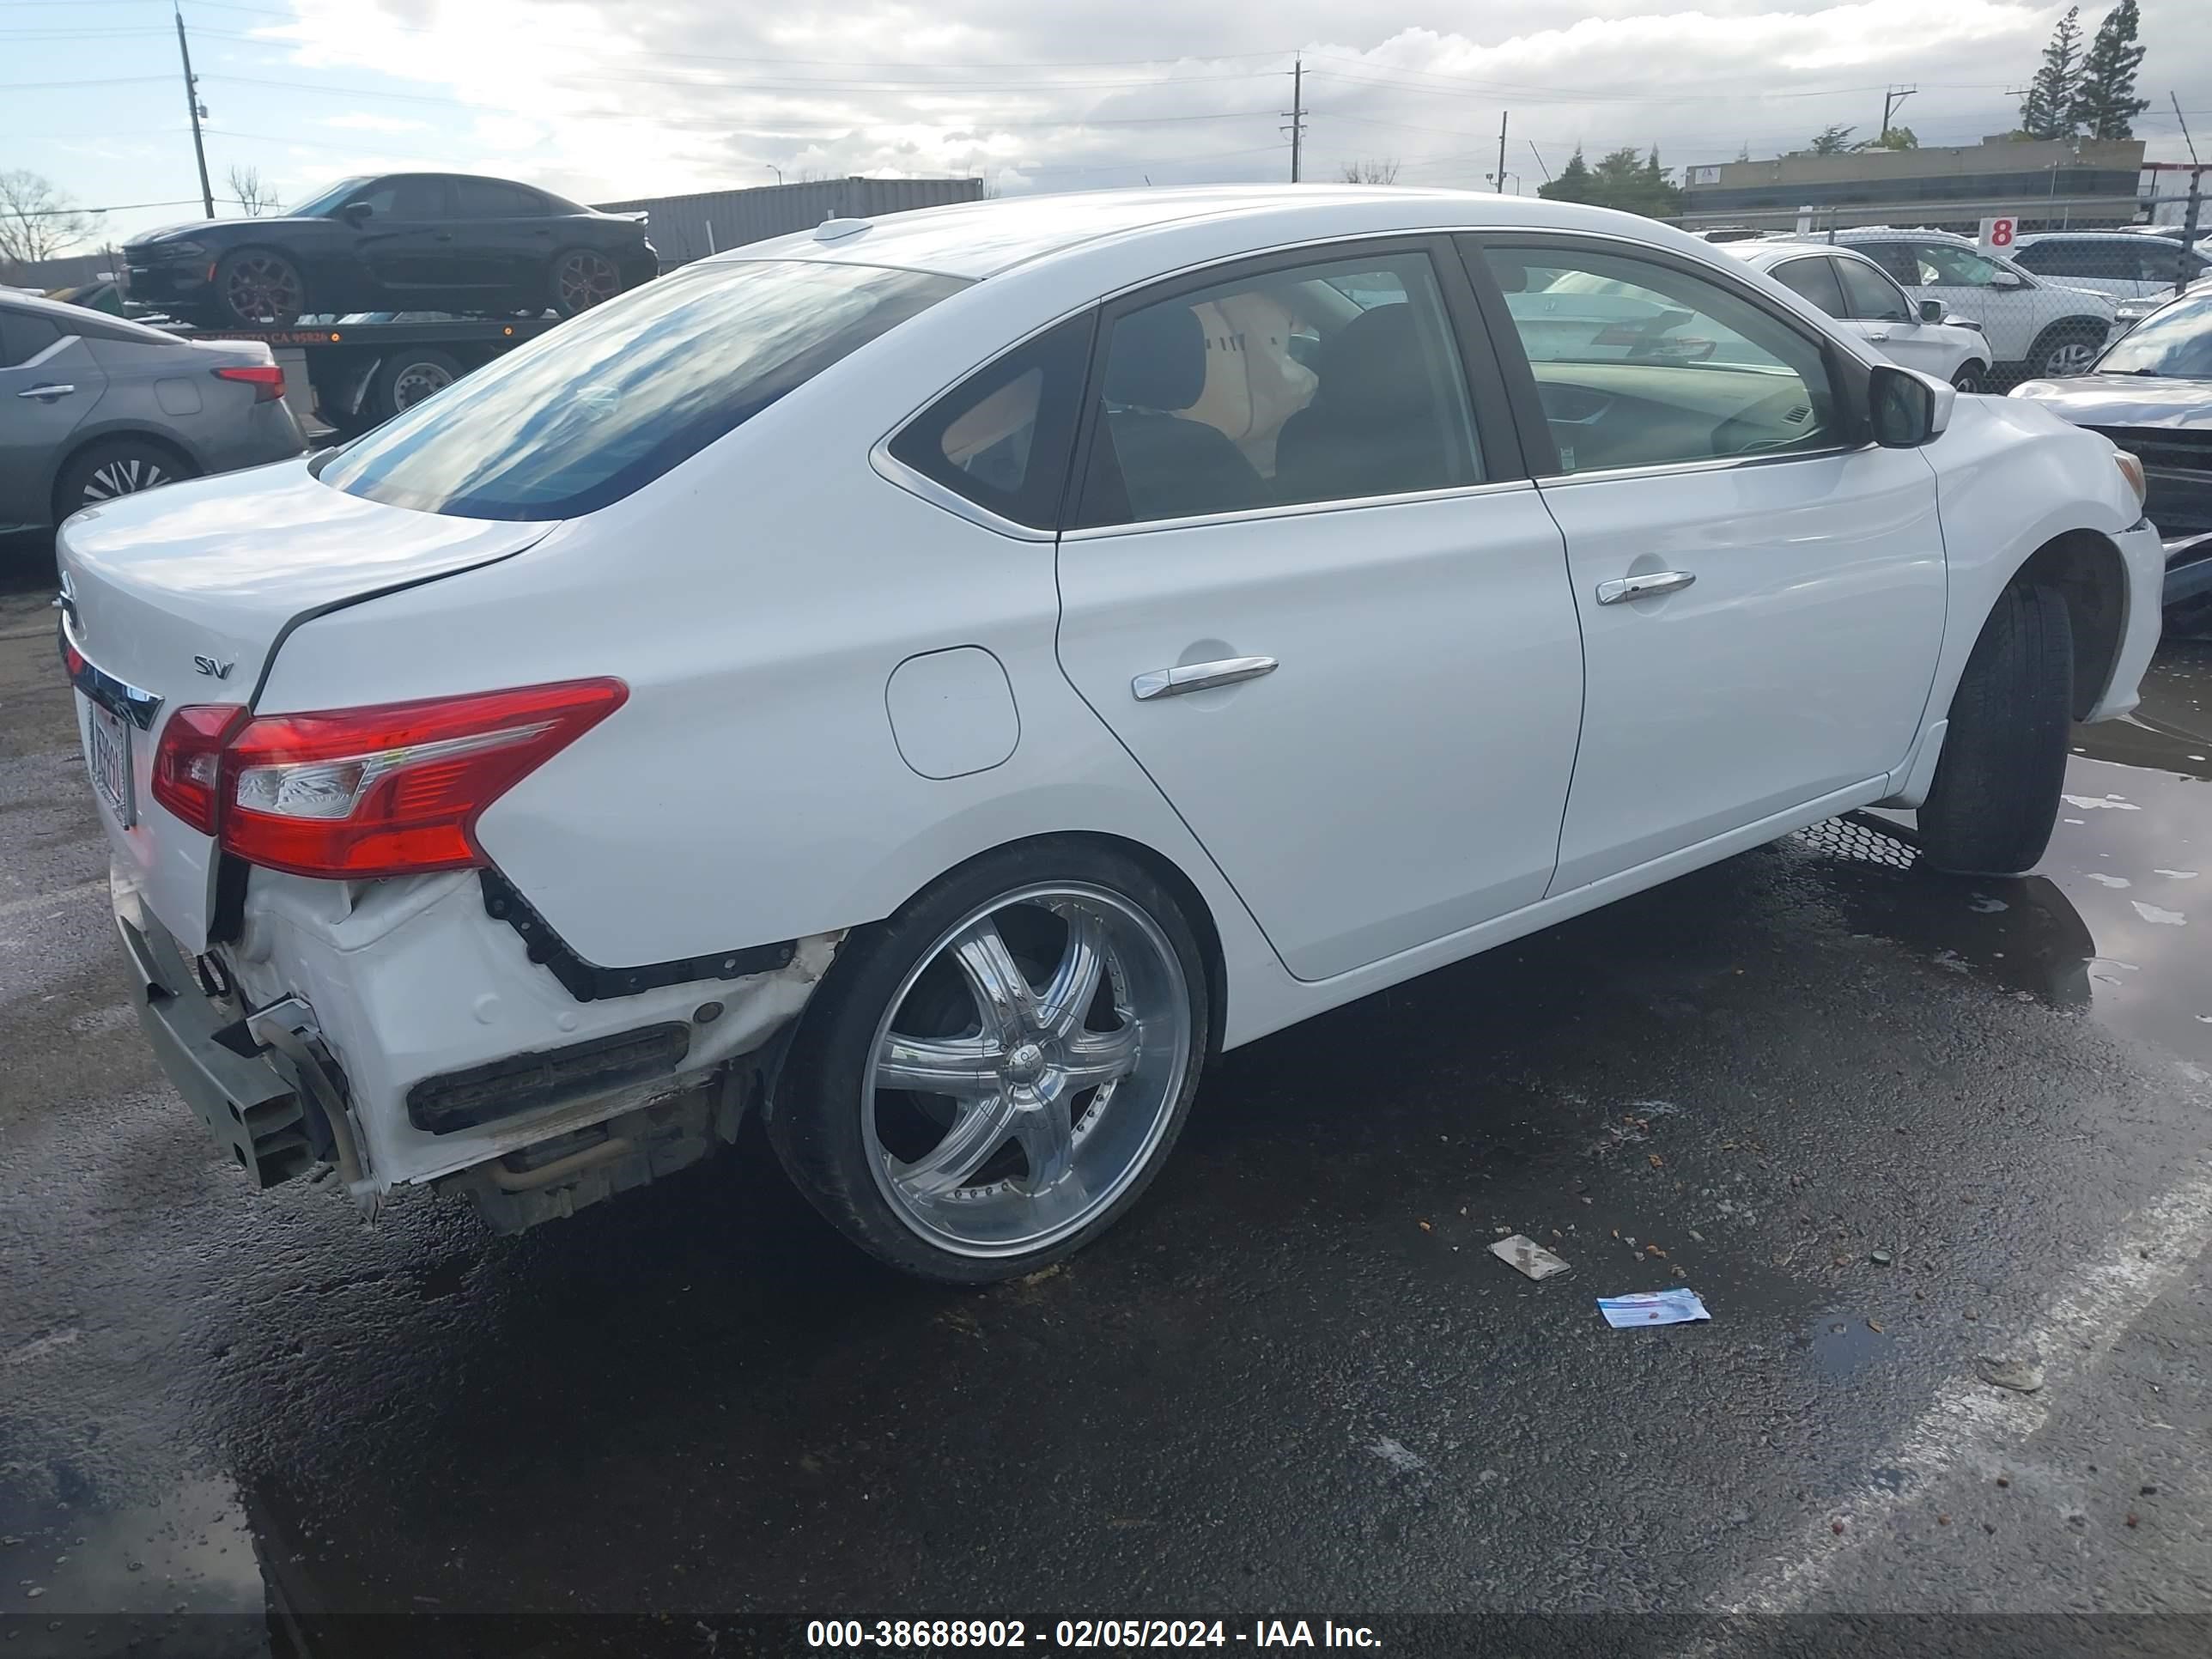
left=192, top=654, right=234, bottom=680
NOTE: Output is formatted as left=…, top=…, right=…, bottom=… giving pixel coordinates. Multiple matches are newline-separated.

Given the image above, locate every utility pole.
left=1495, top=111, right=1509, bottom=197
left=1879, top=84, right=1915, bottom=144
left=2173, top=91, right=2201, bottom=166
left=173, top=2, right=213, bottom=218
left=1283, top=57, right=1305, bottom=183
left=1528, top=139, right=1551, bottom=184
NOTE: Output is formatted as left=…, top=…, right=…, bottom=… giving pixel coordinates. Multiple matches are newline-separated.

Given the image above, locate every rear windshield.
left=319, top=259, right=968, bottom=520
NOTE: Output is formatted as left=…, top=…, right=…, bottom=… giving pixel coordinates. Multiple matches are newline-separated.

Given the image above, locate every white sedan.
left=1724, top=240, right=1996, bottom=392
left=58, top=186, right=2166, bottom=1283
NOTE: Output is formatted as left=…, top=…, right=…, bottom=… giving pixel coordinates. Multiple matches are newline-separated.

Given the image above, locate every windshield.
left=319, top=259, right=968, bottom=520
left=285, top=177, right=368, bottom=217
left=2096, top=293, right=2212, bottom=379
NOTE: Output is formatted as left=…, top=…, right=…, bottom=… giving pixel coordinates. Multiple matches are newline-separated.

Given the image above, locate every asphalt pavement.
left=2, top=532, right=2209, bottom=1657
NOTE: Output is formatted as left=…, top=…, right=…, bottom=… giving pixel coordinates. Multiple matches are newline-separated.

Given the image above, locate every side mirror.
left=1869, top=364, right=1954, bottom=447
left=1917, top=298, right=1947, bottom=324
left=341, top=201, right=374, bottom=226
left=1990, top=270, right=2026, bottom=289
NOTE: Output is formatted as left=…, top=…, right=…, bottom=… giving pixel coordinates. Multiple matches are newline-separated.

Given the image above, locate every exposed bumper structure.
left=110, top=860, right=840, bottom=1218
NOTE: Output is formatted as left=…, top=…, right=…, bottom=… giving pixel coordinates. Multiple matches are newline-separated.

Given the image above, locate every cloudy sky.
left=7, top=0, right=2210, bottom=247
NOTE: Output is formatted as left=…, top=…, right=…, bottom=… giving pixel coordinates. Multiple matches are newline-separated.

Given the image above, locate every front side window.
left=321, top=259, right=967, bottom=520
left=289, top=177, right=368, bottom=217
left=888, top=313, right=1092, bottom=530
left=1911, top=244, right=2008, bottom=288
left=1768, top=257, right=1844, bottom=317
left=1484, top=244, right=1838, bottom=474
left=1836, top=259, right=1911, bottom=323
left=1077, top=250, right=1482, bottom=527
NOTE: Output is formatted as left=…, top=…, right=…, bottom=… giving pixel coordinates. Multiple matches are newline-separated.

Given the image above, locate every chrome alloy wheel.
left=80, top=456, right=170, bottom=505
left=862, top=883, right=1193, bottom=1258
left=2043, top=337, right=2100, bottom=376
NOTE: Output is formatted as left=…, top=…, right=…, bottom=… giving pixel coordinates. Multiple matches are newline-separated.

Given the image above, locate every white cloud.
left=175, top=0, right=2212, bottom=203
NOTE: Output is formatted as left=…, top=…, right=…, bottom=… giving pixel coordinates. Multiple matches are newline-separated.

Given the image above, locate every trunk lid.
left=59, top=460, right=556, bottom=952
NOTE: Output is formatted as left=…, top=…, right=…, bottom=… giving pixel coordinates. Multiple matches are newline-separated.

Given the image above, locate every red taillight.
left=209, top=679, right=625, bottom=878
left=213, top=363, right=285, bottom=403
left=151, top=705, right=250, bottom=834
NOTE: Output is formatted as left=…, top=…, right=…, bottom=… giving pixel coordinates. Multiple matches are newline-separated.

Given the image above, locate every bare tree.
left=228, top=164, right=278, bottom=216
left=1337, top=157, right=1401, bottom=185
left=0, top=170, right=103, bottom=267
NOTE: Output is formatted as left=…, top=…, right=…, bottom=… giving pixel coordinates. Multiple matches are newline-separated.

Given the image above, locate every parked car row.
left=57, top=187, right=2166, bottom=1282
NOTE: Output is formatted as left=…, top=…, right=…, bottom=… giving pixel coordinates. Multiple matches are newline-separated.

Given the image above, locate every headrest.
left=1317, top=303, right=1431, bottom=424
left=1491, top=260, right=1528, bottom=294
left=1106, top=304, right=1206, bottom=411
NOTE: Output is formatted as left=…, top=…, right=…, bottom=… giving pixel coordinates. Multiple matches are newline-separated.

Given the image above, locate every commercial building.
left=594, top=175, right=985, bottom=269
left=1679, top=135, right=2148, bottom=236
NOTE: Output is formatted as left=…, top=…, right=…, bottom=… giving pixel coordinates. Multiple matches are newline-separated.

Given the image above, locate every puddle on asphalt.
left=0, top=1473, right=264, bottom=1656
left=1784, top=642, right=2209, bottom=1061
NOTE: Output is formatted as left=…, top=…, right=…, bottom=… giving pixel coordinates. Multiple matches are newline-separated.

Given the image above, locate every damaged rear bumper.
left=111, top=862, right=839, bottom=1222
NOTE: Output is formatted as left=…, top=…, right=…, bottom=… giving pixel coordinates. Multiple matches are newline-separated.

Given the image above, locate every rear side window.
left=454, top=179, right=545, bottom=217
left=1856, top=242, right=1921, bottom=286
left=350, top=176, right=451, bottom=218
left=321, top=259, right=966, bottom=520
left=1836, top=259, right=1911, bottom=322
left=1768, top=257, right=1844, bottom=317
left=888, top=313, right=1093, bottom=531
left=0, top=310, right=64, bottom=367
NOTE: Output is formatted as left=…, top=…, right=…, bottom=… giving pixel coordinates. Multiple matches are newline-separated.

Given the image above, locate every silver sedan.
left=0, top=290, right=304, bottom=534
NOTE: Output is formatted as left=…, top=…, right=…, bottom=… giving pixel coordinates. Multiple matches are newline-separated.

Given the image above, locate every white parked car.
left=58, top=187, right=2165, bottom=1282
left=2009, top=230, right=2211, bottom=307
left=1832, top=228, right=2117, bottom=380
left=1725, top=240, right=1996, bottom=391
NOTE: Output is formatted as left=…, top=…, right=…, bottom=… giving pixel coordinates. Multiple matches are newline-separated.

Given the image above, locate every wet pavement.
left=3, top=532, right=2210, bottom=1655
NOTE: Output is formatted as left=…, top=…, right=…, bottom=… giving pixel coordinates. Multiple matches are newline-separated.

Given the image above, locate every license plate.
left=88, top=700, right=134, bottom=828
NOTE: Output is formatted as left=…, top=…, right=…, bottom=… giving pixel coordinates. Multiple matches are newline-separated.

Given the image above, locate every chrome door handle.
left=1595, top=570, right=1696, bottom=605
left=16, top=384, right=75, bottom=400
left=1131, top=655, right=1278, bottom=701
left=1864, top=330, right=1892, bottom=342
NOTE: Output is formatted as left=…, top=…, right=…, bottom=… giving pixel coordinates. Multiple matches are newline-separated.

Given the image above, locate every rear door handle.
left=1131, top=655, right=1278, bottom=701
left=1595, top=570, right=1696, bottom=605
left=16, top=384, right=75, bottom=400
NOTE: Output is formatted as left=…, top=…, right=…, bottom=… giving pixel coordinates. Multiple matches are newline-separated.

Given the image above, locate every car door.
left=448, top=177, right=554, bottom=294
left=1051, top=240, right=1587, bottom=982
left=346, top=175, right=462, bottom=297
left=1832, top=257, right=1962, bottom=380
left=1464, top=235, right=1948, bottom=894
left=0, top=307, right=106, bottom=527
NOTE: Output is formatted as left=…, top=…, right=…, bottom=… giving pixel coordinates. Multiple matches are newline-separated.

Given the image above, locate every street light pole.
left=765, top=165, right=783, bottom=185
left=173, top=2, right=214, bottom=218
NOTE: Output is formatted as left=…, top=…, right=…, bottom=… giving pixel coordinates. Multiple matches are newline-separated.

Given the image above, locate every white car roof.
left=699, top=185, right=1725, bottom=283
left=1723, top=240, right=1888, bottom=273
left=2012, top=229, right=2170, bottom=243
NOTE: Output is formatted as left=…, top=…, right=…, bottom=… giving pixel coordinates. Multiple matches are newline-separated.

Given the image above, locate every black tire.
left=212, top=247, right=306, bottom=327
left=364, top=348, right=464, bottom=425
left=52, top=437, right=198, bottom=523
left=547, top=246, right=623, bottom=317
left=1918, top=583, right=2074, bottom=877
left=1951, top=362, right=1988, bottom=394
left=2026, top=319, right=2107, bottom=380
left=767, top=840, right=1211, bottom=1284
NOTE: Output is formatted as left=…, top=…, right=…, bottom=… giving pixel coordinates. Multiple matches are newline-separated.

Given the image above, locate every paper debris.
left=1596, top=1288, right=1711, bottom=1328
left=1490, top=1234, right=1571, bottom=1280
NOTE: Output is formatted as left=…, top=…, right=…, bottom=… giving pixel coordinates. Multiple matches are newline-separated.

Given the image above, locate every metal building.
left=593, top=176, right=985, bottom=269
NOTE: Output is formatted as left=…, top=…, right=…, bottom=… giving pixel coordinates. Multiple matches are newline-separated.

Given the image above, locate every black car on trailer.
left=123, top=172, right=657, bottom=329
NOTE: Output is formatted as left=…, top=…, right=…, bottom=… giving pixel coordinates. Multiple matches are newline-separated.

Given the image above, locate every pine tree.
left=2070, top=1, right=2150, bottom=140
left=2020, top=6, right=2085, bottom=140
left=1539, top=148, right=1595, bottom=205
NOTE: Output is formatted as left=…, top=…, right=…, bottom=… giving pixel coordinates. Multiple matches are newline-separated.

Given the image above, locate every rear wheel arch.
left=2008, top=528, right=2128, bottom=720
